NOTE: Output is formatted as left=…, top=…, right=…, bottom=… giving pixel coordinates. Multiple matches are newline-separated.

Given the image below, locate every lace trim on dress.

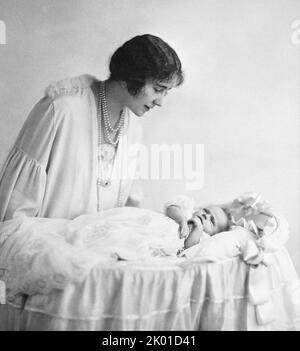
left=45, top=74, right=98, bottom=99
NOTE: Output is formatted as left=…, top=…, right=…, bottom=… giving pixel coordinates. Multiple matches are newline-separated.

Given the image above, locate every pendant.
left=99, top=143, right=116, bottom=162
left=99, top=179, right=112, bottom=188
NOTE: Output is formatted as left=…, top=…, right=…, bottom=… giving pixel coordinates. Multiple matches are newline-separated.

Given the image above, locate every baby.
left=166, top=202, right=230, bottom=249
left=165, top=193, right=276, bottom=250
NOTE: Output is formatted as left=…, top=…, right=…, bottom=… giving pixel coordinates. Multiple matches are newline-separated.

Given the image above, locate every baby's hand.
left=182, top=216, right=204, bottom=249
left=178, top=220, right=189, bottom=239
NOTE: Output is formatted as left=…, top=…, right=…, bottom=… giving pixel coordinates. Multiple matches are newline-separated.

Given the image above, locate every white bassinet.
left=0, top=198, right=299, bottom=331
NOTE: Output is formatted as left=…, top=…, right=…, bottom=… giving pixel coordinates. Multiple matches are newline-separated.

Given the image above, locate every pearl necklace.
left=100, top=81, right=125, bottom=146
left=96, top=81, right=127, bottom=211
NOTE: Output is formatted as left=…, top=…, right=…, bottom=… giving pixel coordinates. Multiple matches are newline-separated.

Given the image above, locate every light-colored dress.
left=0, top=75, right=142, bottom=220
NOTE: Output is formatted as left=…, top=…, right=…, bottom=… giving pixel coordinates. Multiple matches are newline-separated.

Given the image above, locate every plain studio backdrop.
left=0, top=0, right=299, bottom=273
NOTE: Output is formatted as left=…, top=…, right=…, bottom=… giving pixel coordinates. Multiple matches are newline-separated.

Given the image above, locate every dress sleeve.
left=0, top=97, right=55, bottom=221
left=124, top=116, right=143, bottom=207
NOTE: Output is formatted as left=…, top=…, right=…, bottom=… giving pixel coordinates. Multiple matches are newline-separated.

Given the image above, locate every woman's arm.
left=0, top=97, right=55, bottom=220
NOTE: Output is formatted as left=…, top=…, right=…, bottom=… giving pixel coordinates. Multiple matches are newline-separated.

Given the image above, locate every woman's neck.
left=105, top=79, right=125, bottom=126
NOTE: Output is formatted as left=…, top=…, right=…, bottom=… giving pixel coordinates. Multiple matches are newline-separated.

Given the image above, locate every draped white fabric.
left=0, top=251, right=299, bottom=331
left=0, top=207, right=299, bottom=331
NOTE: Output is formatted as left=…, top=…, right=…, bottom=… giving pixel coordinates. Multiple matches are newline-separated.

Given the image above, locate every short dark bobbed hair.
left=109, top=34, right=184, bottom=96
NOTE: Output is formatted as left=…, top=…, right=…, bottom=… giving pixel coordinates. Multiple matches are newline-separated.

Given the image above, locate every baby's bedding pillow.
left=180, top=227, right=256, bottom=261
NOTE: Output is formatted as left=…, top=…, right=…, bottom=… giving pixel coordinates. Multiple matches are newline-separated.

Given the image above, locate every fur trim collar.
left=45, top=74, right=98, bottom=99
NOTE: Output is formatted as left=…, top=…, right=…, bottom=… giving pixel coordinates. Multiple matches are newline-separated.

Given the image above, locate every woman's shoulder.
left=44, top=74, right=98, bottom=100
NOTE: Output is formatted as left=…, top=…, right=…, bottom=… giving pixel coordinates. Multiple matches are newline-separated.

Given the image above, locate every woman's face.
left=125, top=79, right=175, bottom=116
left=192, top=206, right=229, bottom=235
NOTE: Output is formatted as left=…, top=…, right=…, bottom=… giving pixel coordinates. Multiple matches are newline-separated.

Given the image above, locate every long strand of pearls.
left=96, top=81, right=127, bottom=211
left=100, top=81, right=125, bottom=146
left=96, top=82, right=103, bottom=211
left=101, top=82, right=125, bottom=132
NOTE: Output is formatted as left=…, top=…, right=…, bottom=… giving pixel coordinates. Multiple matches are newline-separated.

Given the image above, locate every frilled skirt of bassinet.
left=0, top=248, right=299, bottom=331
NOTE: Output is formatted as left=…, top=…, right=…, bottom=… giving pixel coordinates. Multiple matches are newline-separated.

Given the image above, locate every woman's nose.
left=154, top=96, right=164, bottom=107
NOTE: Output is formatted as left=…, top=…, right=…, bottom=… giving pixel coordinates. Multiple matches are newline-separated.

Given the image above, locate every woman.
left=0, top=34, right=184, bottom=221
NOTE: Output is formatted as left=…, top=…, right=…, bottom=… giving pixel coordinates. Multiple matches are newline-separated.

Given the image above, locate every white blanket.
left=0, top=206, right=293, bottom=300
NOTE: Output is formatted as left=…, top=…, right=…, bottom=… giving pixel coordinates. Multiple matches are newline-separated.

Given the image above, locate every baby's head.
left=192, top=205, right=229, bottom=235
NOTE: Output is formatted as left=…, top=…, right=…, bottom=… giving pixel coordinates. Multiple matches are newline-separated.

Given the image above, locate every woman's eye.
left=203, top=208, right=209, bottom=214
left=210, top=216, right=216, bottom=225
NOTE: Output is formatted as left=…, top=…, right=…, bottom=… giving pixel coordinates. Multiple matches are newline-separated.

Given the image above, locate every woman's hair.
left=109, top=34, right=184, bottom=95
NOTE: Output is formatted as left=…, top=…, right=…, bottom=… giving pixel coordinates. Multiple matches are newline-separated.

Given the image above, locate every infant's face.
left=192, top=206, right=229, bottom=235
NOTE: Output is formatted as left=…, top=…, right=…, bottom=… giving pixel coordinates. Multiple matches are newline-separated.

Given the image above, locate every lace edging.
left=45, top=74, right=98, bottom=99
